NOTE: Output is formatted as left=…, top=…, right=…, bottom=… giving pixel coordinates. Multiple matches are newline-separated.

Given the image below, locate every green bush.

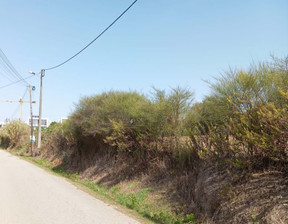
left=70, top=91, right=151, bottom=136
left=42, top=120, right=76, bottom=156
left=67, top=88, right=194, bottom=154
left=186, top=56, right=288, bottom=168
left=0, top=121, right=30, bottom=149
left=43, top=56, right=288, bottom=171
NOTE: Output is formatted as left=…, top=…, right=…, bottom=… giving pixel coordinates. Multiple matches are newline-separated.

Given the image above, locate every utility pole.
left=19, top=98, right=23, bottom=122
left=29, top=85, right=34, bottom=156
left=37, top=69, right=45, bottom=149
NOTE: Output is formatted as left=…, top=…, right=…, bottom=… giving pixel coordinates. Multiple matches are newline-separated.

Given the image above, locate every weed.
left=251, top=213, right=259, bottom=224
left=183, top=213, right=196, bottom=223
left=110, top=185, right=121, bottom=194
left=127, top=182, right=137, bottom=189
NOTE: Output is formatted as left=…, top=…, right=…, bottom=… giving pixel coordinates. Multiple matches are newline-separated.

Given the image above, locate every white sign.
left=30, top=135, right=36, bottom=143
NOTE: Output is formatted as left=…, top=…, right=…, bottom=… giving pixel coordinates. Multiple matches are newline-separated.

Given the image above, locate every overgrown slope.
left=6, top=57, right=288, bottom=223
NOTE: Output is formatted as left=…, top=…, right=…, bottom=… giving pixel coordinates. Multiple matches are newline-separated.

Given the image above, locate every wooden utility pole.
left=37, top=69, right=45, bottom=149
left=29, top=85, right=34, bottom=156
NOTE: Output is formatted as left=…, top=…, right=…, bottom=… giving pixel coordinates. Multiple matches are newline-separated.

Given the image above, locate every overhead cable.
left=21, top=86, right=29, bottom=100
left=0, top=69, right=15, bottom=82
left=0, top=75, right=34, bottom=89
left=44, top=0, right=139, bottom=71
left=0, top=59, right=19, bottom=82
left=0, top=48, right=29, bottom=86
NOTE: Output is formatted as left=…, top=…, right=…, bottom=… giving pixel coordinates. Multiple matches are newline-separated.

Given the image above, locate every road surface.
left=0, top=150, right=141, bottom=224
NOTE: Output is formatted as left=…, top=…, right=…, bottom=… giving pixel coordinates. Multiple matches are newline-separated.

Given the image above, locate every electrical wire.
left=0, top=48, right=29, bottom=86
left=21, top=87, right=29, bottom=100
left=0, top=75, right=34, bottom=89
left=44, top=0, right=139, bottom=71
left=0, top=49, right=27, bottom=83
left=0, top=70, right=15, bottom=82
left=0, top=60, right=18, bottom=82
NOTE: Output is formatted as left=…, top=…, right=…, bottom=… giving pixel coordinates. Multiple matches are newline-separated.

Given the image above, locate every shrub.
left=0, top=121, right=30, bottom=149
left=186, top=56, right=288, bottom=168
left=42, top=120, right=76, bottom=156
left=70, top=91, right=151, bottom=137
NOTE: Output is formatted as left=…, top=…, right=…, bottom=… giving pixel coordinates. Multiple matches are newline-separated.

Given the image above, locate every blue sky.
left=0, top=0, right=287, bottom=122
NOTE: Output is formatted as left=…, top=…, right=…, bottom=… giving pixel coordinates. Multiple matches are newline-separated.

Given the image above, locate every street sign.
left=30, top=135, right=36, bottom=143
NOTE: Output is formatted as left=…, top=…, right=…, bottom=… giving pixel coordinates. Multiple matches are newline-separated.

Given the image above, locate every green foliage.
left=65, top=88, right=195, bottom=154
left=152, top=86, right=194, bottom=136
left=183, top=213, right=196, bottom=223
left=113, top=186, right=193, bottom=224
left=115, top=188, right=150, bottom=210
left=43, top=56, right=288, bottom=170
left=40, top=120, right=77, bottom=160
left=251, top=212, right=259, bottom=224
left=0, top=121, right=30, bottom=149
left=83, top=179, right=195, bottom=224
left=186, top=56, right=288, bottom=168
left=43, top=121, right=58, bottom=134
left=70, top=91, right=151, bottom=136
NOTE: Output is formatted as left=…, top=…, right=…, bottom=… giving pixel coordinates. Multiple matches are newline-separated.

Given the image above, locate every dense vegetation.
left=43, top=56, right=288, bottom=171
left=2, top=56, right=287, bottom=223
left=187, top=57, right=288, bottom=170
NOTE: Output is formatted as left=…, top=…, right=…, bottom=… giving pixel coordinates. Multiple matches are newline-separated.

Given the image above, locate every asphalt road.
left=0, top=150, right=140, bottom=224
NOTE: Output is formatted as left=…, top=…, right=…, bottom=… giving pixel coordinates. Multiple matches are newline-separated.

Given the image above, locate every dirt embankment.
left=40, top=138, right=288, bottom=224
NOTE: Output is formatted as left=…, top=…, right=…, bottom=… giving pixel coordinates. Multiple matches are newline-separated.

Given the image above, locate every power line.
left=44, top=0, right=139, bottom=71
left=0, top=51, right=27, bottom=83
left=0, top=69, right=15, bottom=82
left=0, top=60, right=18, bottom=82
left=0, top=75, right=34, bottom=89
left=21, top=87, right=29, bottom=100
left=0, top=48, right=29, bottom=86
